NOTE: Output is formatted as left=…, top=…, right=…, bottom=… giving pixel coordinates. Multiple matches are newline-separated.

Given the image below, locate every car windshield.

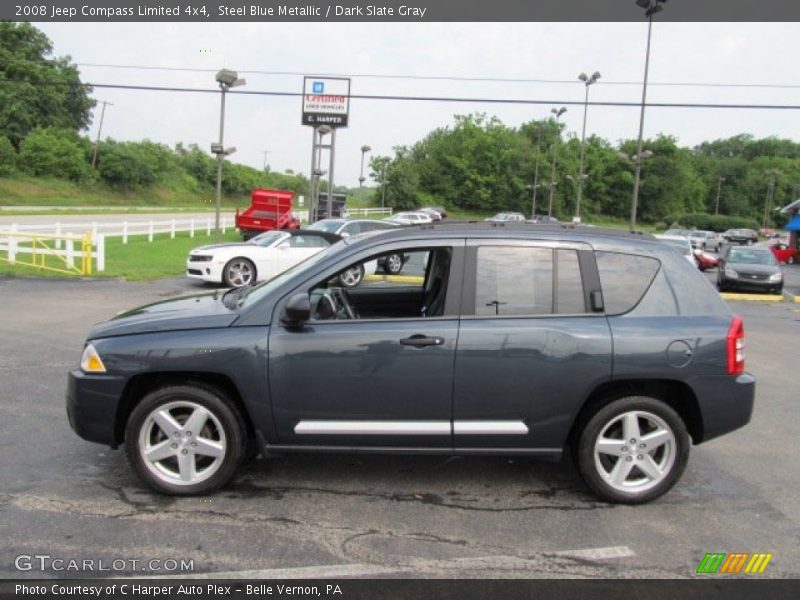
left=249, top=231, right=287, bottom=246
left=238, top=242, right=344, bottom=308
left=728, top=248, right=777, bottom=265
left=307, top=220, right=345, bottom=233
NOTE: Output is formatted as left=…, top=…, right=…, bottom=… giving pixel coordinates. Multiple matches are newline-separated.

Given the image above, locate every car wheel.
left=338, top=264, right=365, bottom=288
left=383, top=253, right=404, bottom=275
left=223, top=258, right=256, bottom=288
left=576, top=396, right=690, bottom=504
left=125, top=385, right=246, bottom=495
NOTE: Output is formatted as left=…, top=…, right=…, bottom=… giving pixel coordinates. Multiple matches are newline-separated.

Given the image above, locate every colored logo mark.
left=696, top=552, right=773, bottom=574
left=312, top=81, right=324, bottom=94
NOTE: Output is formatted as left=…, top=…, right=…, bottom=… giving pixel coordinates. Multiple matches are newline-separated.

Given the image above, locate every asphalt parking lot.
left=1, top=273, right=799, bottom=579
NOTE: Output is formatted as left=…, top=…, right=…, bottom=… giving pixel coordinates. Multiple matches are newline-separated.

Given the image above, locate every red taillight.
left=727, top=316, right=745, bottom=375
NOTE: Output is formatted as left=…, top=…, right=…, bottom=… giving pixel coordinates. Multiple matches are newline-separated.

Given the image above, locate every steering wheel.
left=332, top=287, right=358, bottom=320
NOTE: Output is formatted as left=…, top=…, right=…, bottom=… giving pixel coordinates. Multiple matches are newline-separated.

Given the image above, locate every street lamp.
left=576, top=71, right=601, bottom=222
left=213, top=68, right=246, bottom=242
left=566, top=174, right=588, bottom=222
left=527, top=183, right=542, bottom=218
left=548, top=107, right=567, bottom=217
left=715, top=176, right=726, bottom=215
left=630, top=0, right=667, bottom=230
left=359, top=145, right=372, bottom=187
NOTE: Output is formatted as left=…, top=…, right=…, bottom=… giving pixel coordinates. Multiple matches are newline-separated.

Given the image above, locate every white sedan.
left=186, top=230, right=341, bottom=287
left=387, top=211, right=434, bottom=225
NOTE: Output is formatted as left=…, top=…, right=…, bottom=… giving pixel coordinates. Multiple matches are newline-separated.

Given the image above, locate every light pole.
left=530, top=124, right=543, bottom=218
left=576, top=71, right=600, bottom=222
left=548, top=107, right=567, bottom=217
left=262, top=150, right=270, bottom=172
left=714, top=176, right=726, bottom=215
left=764, top=169, right=780, bottom=230
left=380, top=163, right=389, bottom=208
left=630, top=0, right=667, bottom=230
left=527, top=184, right=542, bottom=218
left=212, top=69, right=246, bottom=242
left=359, top=145, right=371, bottom=187
left=91, top=100, right=114, bottom=168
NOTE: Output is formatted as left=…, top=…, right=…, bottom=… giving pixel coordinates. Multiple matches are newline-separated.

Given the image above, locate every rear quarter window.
left=595, top=252, right=660, bottom=315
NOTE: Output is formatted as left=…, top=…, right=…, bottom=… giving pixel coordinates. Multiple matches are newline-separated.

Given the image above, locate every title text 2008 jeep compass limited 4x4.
left=67, top=223, right=754, bottom=504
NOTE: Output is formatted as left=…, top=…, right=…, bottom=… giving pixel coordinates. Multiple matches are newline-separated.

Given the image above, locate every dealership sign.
left=302, top=76, right=351, bottom=127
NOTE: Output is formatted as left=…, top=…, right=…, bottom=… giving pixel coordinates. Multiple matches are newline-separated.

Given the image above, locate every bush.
left=667, top=212, right=760, bottom=232
left=18, top=128, right=90, bottom=181
left=96, top=140, right=175, bottom=190
left=0, top=135, right=16, bottom=176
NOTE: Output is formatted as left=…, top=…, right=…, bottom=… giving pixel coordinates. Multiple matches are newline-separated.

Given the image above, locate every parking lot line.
left=363, top=274, right=425, bottom=284
left=719, top=292, right=784, bottom=302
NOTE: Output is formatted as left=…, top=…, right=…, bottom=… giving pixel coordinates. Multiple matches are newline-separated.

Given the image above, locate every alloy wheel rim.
left=387, top=255, right=403, bottom=272
left=340, top=266, right=362, bottom=286
left=139, top=401, right=227, bottom=486
left=227, top=261, right=252, bottom=287
left=593, top=410, right=676, bottom=494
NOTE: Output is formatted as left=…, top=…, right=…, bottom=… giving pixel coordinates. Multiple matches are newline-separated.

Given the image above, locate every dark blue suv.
left=67, top=223, right=754, bottom=504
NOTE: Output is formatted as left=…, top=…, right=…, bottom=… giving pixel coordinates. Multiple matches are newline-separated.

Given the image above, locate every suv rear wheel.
left=125, top=385, right=246, bottom=495
left=576, top=396, right=690, bottom=504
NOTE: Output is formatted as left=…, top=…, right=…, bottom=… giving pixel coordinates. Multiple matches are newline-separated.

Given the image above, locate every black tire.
left=576, top=396, right=690, bottom=504
left=125, top=385, right=247, bottom=495
left=223, top=257, right=256, bottom=288
left=383, top=253, right=404, bottom=275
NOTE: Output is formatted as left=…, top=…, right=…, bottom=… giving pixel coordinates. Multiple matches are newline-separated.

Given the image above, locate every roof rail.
left=418, top=220, right=655, bottom=240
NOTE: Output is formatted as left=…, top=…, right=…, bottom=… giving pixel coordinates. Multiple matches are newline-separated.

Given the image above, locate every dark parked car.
left=723, top=229, right=758, bottom=246
left=306, top=218, right=407, bottom=275
left=67, top=223, right=754, bottom=504
left=717, top=245, right=783, bottom=294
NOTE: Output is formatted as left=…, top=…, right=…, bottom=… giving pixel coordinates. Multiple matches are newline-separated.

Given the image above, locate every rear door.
left=453, top=240, right=612, bottom=451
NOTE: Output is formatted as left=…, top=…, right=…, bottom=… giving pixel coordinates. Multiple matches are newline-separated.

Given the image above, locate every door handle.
left=400, top=334, right=445, bottom=348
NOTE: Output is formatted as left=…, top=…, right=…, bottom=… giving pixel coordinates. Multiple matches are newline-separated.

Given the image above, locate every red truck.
left=235, top=189, right=300, bottom=240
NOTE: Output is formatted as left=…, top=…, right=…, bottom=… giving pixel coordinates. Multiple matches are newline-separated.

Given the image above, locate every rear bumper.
left=66, top=370, right=127, bottom=447
left=695, top=373, right=756, bottom=443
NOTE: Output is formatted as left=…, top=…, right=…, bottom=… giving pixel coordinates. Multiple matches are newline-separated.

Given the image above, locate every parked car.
left=306, top=218, right=408, bottom=275
left=485, top=212, right=526, bottom=222
left=69, top=224, right=754, bottom=504
left=722, top=229, right=758, bottom=246
left=527, top=215, right=560, bottom=224
left=688, top=230, right=722, bottom=251
left=717, top=245, right=783, bottom=293
left=388, top=211, right=434, bottom=225
left=654, top=234, right=695, bottom=267
left=768, top=241, right=798, bottom=265
left=694, top=249, right=720, bottom=271
left=186, top=229, right=341, bottom=288
left=418, top=207, right=444, bottom=221
left=425, top=205, right=448, bottom=219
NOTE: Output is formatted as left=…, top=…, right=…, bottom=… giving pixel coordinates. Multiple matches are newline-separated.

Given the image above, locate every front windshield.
left=239, top=241, right=344, bottom=307
left=250, top=231, right=287, bottom=246
left=728, top=249, right=776, bottom=265
left=307, top=220, right=345, bottom=233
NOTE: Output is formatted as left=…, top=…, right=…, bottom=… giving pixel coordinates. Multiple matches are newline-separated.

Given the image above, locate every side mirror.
left=282, top=293, right=311, bottom=327
left=340, top=232, right=350, bottom=238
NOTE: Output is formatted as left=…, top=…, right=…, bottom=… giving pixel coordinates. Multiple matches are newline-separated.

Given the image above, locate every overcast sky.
left=35, top=22, right=800, bottom=188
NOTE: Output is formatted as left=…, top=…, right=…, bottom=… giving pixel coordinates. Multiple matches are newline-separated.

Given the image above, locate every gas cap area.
left=666, top=340, right=694, bottom=368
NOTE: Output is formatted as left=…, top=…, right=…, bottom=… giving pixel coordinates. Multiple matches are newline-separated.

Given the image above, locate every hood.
left=88, top=291, right=240, bottom=339
left=190, top=242, right=254, bottom=253
left=727, top=263, right=779, bottom=275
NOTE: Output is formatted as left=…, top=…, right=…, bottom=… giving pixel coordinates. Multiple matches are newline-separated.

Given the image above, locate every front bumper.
left=724, top=276, right=782, bottom=292
left=186, top=259, right=223, bottom=283
left=66, top=370, right=127, bottom=447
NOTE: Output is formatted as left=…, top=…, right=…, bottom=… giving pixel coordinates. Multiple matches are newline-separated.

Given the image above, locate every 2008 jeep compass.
left=67, top=223, right=754, bottom=503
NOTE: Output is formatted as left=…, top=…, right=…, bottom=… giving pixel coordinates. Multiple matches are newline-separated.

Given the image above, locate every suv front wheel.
left=576, top=396, right=690, bottom=504
left=125, top=385, right=246, bottom=495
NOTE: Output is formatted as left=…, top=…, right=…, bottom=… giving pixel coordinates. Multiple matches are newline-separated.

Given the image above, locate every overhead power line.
left=73, top=62, right=800, bottom=90
left=3, top=78, right=800, bottom=110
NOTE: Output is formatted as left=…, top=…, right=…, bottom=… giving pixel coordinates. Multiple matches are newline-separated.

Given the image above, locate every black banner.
left=2, top=579, right=800, bottom=600
left=2, top=0, right=800, bottom=22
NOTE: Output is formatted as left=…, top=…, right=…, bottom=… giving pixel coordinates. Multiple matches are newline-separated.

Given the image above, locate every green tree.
left=18, top=128, right=90, bottom=181
left=0, top=22, right=95, bottom=148
left=0, top=135, right=16, bottom=176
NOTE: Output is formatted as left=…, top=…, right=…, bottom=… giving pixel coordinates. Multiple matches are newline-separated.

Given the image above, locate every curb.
left=363, top=274, right=425, bottom=285
left=784, top=290, right=800, bottom=303
left=719, top=292, right=784, bottom=302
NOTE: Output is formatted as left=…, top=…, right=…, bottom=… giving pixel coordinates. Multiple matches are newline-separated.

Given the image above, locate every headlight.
left=190, top=254, right=213, bottom=262
left=724, top=268, right=738, bottom=279
left=80, top=344, right=106, bottom=373
left=768, top=272, right=783, bottom=282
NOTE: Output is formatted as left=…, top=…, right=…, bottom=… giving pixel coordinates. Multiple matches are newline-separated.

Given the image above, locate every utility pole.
left=262, top=150, right=270, bottom=171
left=714, top=176, right=725, bottom=215
left=91, top=100, right=113, bottom=168
left=531, top=126, right=542, bottom=217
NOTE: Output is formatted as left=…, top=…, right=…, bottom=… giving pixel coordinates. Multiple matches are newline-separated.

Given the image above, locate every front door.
left=268, top=242, right=465, bottom=448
